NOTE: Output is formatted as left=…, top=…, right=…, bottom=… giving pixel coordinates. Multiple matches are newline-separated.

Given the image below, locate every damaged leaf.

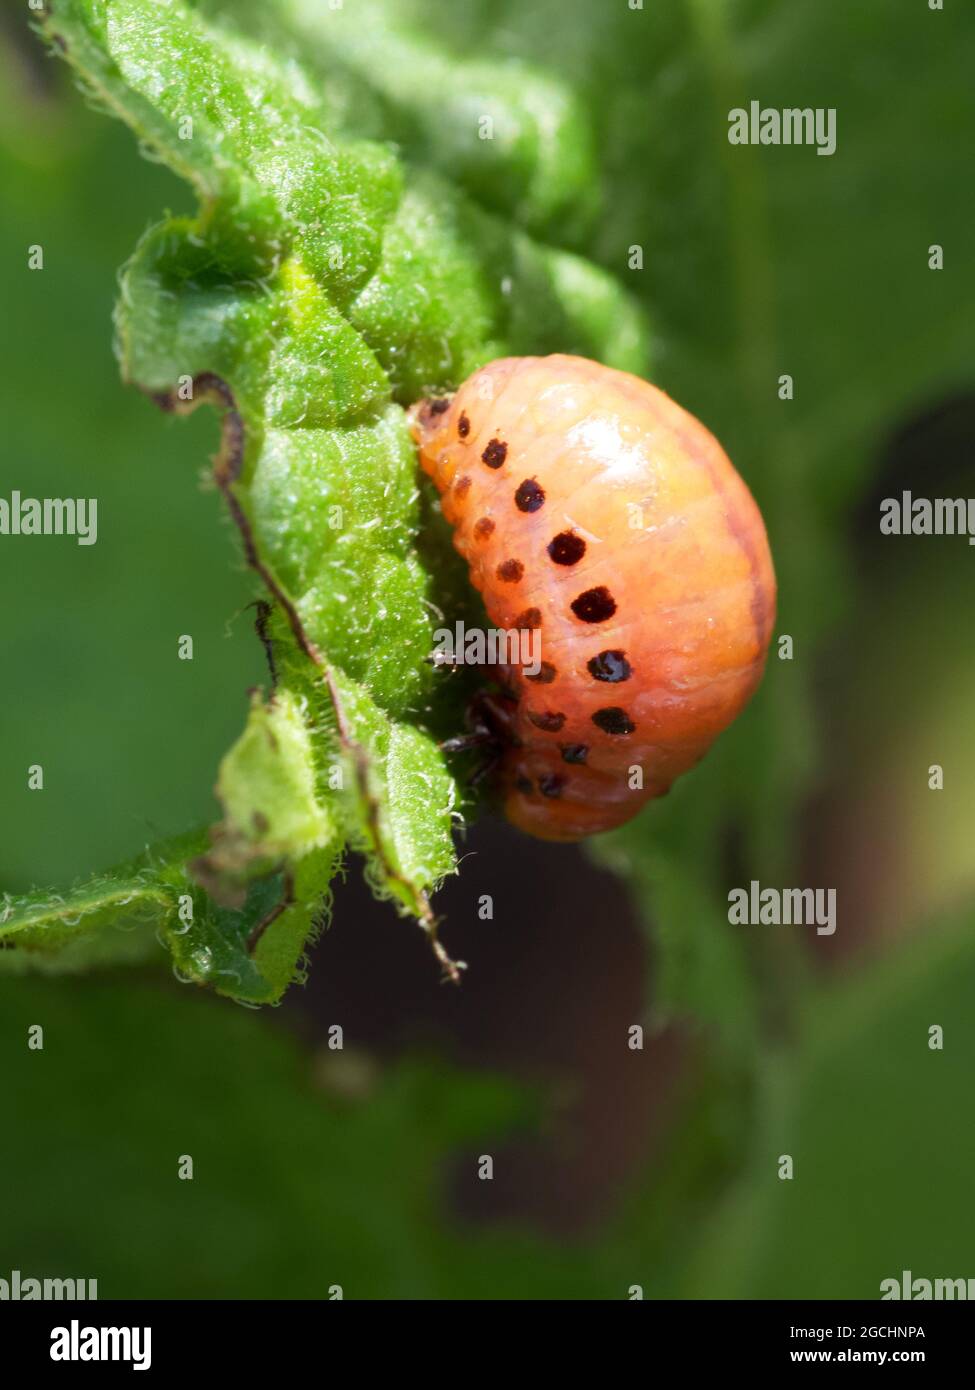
left=12, top=0, right=648, bottom=999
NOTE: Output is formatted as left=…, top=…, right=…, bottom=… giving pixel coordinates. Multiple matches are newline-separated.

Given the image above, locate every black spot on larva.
left=458, top=412, right=471, bottom=438
left=514, top=607, right=542, bottom=629
left=516, top=776, right=533, bottom=795
left=587, top=649, right=632, bottom=683
left=473, top=517, right=495, bottom=541
left=571, top=586, right=617, bottom=623
left=539, top=774, right=566, bottom=799
left=481, top=438, right=508, bottom=469
left=427, top=397, right=450, bottom=416
left=496, top=558, right=524, bottom=583
left=453, top=475, right=472, bottom=499
left=548, top=530, right=586, bottom=566
left=514, top=477, right=545, bottom=513
left=525, top=662, right=556, bottom=684
left=527, top=710, right=566, bottom=733
left=592, top=707, right=635, bottom=735
left=559, top=743, right=589, bottom=765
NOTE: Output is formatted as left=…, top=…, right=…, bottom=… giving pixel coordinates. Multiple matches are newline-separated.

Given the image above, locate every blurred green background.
left=1, top=1, right=974, bottom=1298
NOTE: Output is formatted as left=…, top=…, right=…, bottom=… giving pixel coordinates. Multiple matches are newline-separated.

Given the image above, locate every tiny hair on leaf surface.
left=14, top=0, right=649, bottom=1000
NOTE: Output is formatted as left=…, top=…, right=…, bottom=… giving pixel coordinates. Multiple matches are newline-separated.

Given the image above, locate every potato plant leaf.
left=9, top=0, right=648, bottom=999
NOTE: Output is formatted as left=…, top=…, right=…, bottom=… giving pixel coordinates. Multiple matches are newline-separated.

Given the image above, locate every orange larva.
left=409, top=355, right=776, bottom=842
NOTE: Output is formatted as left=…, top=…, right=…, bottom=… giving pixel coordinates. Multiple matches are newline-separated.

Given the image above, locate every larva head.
left=411, top=355, right=776, bottom=842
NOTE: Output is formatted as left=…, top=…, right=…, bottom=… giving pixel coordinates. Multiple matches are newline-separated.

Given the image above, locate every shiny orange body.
left=410, top=355, right=776, bottom=841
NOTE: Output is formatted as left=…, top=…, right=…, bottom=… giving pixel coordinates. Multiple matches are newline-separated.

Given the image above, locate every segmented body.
left=410, top=354, right=776, bottom=841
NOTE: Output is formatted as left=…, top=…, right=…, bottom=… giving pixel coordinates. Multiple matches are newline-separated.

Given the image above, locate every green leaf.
left=202, top=688, right=337, bottom=883
left=276, top=0, right=600, bottom=242
left=165, top=857, right=341, bottom=1004
left=0, top=828, right=337, bottom=1003
left=0, top=832, right=201, bottom=967
left=0, top=874, right=168, bottom=974
left=24, top=0, right=648, bottom=996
